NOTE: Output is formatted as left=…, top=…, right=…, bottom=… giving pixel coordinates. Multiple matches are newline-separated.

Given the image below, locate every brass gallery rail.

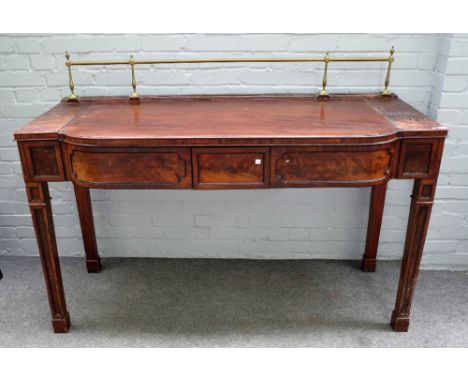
left=64, top=48, right=395, bottom=101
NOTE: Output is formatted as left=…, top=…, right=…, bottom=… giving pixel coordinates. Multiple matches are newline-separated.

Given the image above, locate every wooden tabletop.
left=15, top=94, right=447, bottom=145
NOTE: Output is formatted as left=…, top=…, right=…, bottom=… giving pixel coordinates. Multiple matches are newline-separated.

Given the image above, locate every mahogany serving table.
left=14, top=94, right=447, bottom=333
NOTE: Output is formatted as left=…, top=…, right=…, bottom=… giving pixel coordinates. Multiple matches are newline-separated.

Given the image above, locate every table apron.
left=17, top=138, right=444, bottom=189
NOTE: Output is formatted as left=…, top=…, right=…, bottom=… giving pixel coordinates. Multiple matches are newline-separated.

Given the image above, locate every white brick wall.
left=0, top=34, right=467, bottom=269
left=426, top=34, right=468, bottom=268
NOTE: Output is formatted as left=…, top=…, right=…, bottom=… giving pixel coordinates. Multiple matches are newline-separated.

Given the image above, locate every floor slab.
left=0, top=257, right=467, bottom=347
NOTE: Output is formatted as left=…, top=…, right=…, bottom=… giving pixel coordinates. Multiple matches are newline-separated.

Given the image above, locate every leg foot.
left=361, top=257, right=376, bottom=272
left=390, top=311, right=410, bottom=332
left=52, top=311, right=71, bottom=333
left=86, top=258, right=102, bottom=273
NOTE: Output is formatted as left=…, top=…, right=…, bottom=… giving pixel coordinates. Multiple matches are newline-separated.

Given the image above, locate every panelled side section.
left=18, top=140, right=66, bottom=181
left=397, top=138, right=444, bottom=179
left=64, top=144, right=192, bottom=189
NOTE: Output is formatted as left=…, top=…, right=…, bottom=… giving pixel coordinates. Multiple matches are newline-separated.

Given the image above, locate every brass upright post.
left=65, top=51, right=78, bottom=101
left=63, top=50, right=396, bottom=99
left=319, top=52, right=330, bottom=97
left=129, top=55, right=139, bottom=99
left=382, top=47, right=395, bottom=96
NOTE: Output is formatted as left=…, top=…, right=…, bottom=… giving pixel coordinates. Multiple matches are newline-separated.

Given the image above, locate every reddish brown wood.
left=74, top=184, right=101, bottom=273
left=397, top=138, right=442, bottom=179
left=64, top=144, right=192, bottom=189
left=25, top=181, right=70, bottom=333
left=391, top=179, right=436, bottom=331
left=13, top=94, right=448, bottom=333
left=391, top=139, right=443, bottom=331
left=14, top=95, right=447, bottom=145
left=18, top=141, right=66, bottom=182
left=193, top=147, right=269, bottom=189
left=14, top=100, right=85, bottom=140
left=365, top=96, right=442, bottom=136
left=271, top=145, right=392, bottom=187
left=361, top=183, right=388, bottom=272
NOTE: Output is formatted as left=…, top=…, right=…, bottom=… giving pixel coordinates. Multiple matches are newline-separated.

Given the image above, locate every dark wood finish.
left=397, top=138, right=441, bottom=179
left=14, top=100, right=85, bottom=140
left=391, top=179, right=437, bottom=331
left=25, top=181, right=70, bottom=333
left=271, top=145, right=392, bottom=187
left=65, top=145, right=192, bottom=189
left=18, top=141, right=65, bottom=181
left=15, top=95, right=447, bottom=145
left=361, top=183, right=388, bottom=272
left=14, top=94, right=447, bottom=333
left=193, top=147, right=269, bottom=189
left=74, top=184, right=101, bottom=273
left=391, top=139, right=444, bottom=331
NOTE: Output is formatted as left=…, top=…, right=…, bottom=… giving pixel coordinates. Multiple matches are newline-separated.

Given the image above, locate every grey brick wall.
left=0, top=34, right=467, bottom=269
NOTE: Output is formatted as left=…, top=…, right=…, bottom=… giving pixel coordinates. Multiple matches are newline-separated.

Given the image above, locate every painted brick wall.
left=0, top=34, right=466, bottom=269
left=426, top=34, right=468, bottom=267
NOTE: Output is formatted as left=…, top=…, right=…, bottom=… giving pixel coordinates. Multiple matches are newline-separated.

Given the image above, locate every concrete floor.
left=0, top=256, right=467, bottom=347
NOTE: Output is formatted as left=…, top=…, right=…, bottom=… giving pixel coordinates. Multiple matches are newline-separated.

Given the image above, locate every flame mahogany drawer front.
left=192, top=147, right=270, bottom=189
left=271, top=146, right=393, bottom=186
left=65, top=145, right=192, bottom=188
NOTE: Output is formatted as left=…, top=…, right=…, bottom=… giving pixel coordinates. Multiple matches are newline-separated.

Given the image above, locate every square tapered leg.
left=74, top=184, right=102, bottom=273
left=26, top=182, right=71, bottom=333
left=361, top=183, right=387, bottom=272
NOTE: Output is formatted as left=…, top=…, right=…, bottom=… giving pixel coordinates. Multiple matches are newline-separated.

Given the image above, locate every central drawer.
left=192, top=147, right=269, bottom=189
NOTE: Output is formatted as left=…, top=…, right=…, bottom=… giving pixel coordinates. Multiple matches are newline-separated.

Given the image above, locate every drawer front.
left=271, top=146, right=392, bottom=187
left=193, top=147, right=269, bottom=189
left=66, top=146, right=192, bottom=188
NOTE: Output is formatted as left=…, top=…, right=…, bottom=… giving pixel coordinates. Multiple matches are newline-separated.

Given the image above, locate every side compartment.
left=18, top=140, right=66, bottom=182
left=397, top=138, right=444, bottom=179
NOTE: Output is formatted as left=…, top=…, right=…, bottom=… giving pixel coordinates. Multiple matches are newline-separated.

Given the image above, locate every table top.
left=15, top=94, right=447, bottom=145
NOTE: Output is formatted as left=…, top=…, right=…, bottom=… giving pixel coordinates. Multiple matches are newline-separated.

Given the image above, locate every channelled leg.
left=361, top=183, right=387, bottom=272
left=391, top=179, right=436, bottom=332
left=74, top=184, right=102, bottom=273
left=26, top=181, right=70, bottom=333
